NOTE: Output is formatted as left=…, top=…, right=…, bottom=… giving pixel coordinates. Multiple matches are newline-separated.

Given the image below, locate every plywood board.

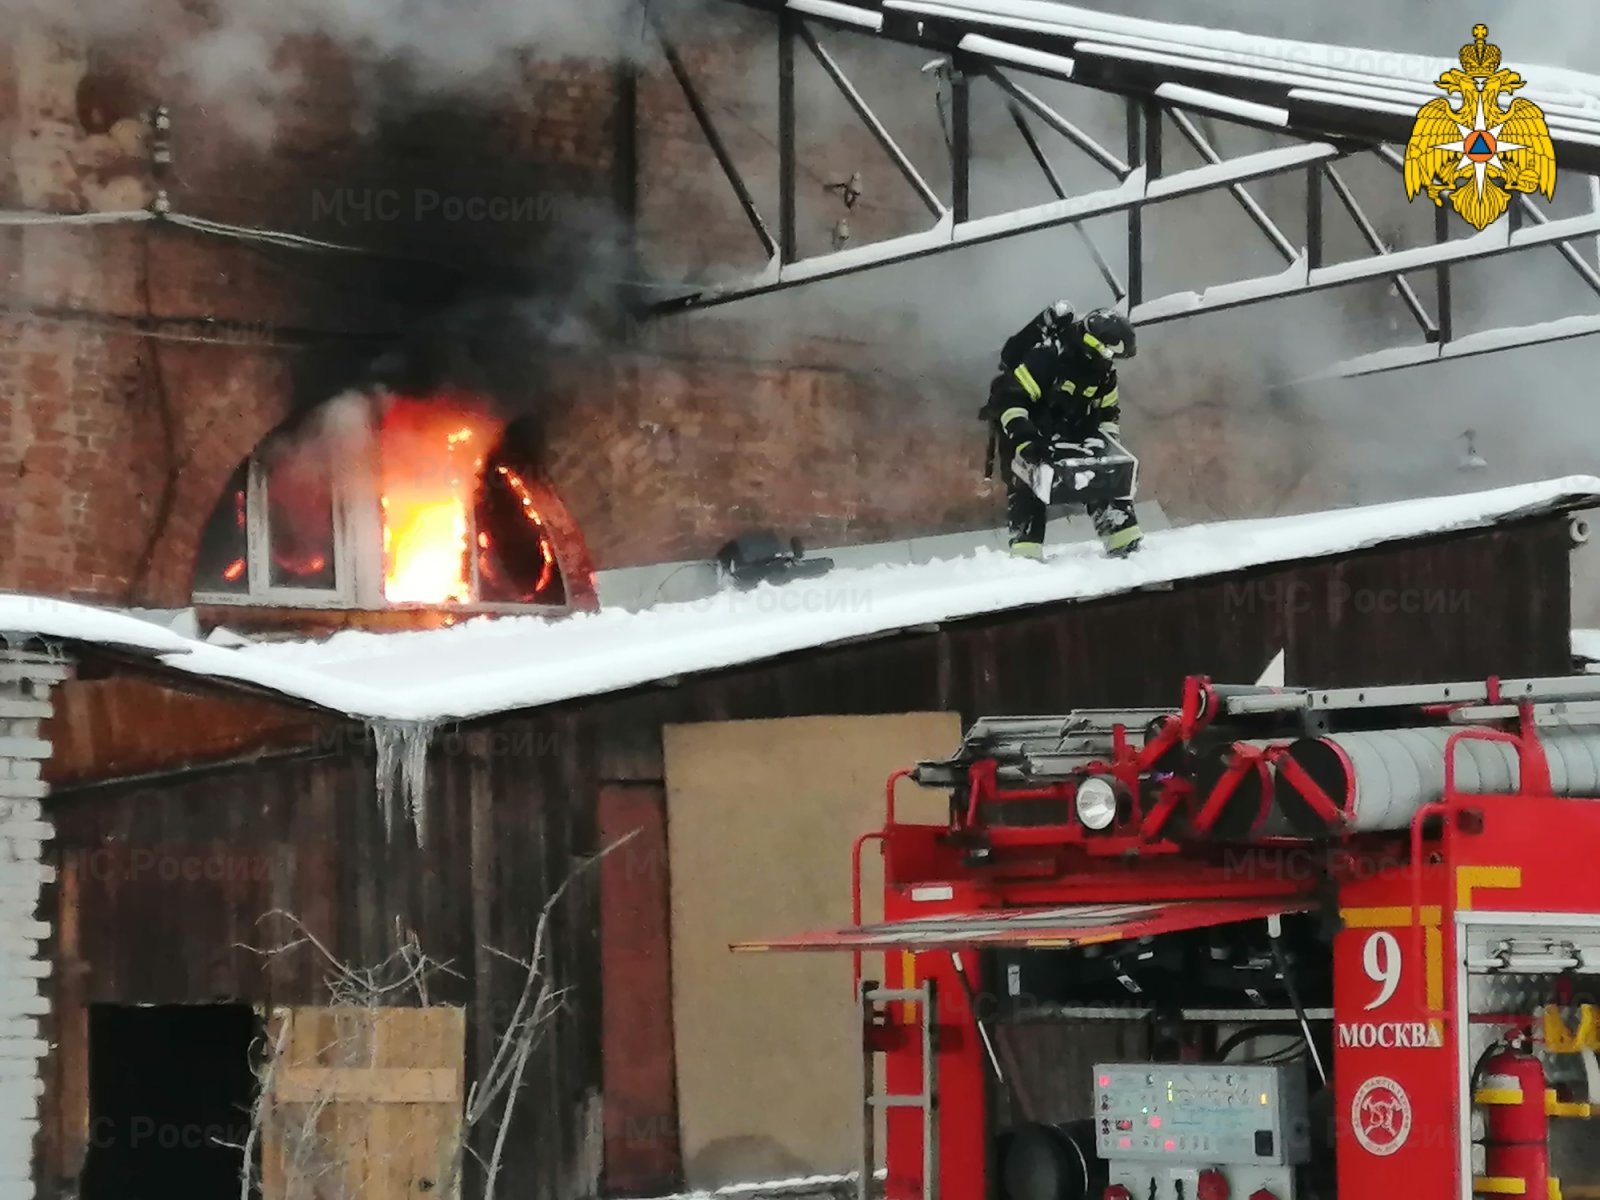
left=664, top=713, right=958, bottom=1189
left=261, top=1005, right=465, bottom=1200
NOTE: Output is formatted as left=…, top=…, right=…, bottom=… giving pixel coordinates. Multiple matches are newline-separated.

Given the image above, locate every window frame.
left=193, top=452, right=358, bottom=609
left=193, top=408, right=568, bottom=614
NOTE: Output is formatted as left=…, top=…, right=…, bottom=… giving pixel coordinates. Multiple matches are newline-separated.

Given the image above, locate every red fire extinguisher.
left=1477, top=1031, right=1550, bottom=1198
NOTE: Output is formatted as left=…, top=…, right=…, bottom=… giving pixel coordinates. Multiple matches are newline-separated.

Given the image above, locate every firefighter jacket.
left=992, top=339, right=1123, bottom=456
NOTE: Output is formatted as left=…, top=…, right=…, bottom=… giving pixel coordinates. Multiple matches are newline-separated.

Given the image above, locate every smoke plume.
left=0, top=0, right=656, bottom=143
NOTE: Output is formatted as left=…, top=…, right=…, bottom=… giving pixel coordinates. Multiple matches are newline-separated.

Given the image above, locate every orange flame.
left=496, top=464, right=557, bottom=595
left=380, top=398, right=505, bottom=605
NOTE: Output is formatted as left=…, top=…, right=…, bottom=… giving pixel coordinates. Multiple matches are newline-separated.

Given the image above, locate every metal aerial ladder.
left=900, top=670, right=1600, bottom=857
left=859, top=977, right=938, bottom=1200
left=917, top=672, right=1600, bottom=786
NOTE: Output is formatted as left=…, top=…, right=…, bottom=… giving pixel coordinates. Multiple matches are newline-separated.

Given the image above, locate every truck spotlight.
left=1075, top=777, right=1119, bottom=830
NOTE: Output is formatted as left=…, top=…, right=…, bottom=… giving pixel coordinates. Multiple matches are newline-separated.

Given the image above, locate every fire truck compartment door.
left=732, top=898, right=1308, bottom=952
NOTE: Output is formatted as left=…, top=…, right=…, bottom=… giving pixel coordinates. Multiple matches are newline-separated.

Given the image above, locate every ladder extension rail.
left=860, top=978, right=938, bottom=1200
left=1221, top=673, right=1600, bottom=716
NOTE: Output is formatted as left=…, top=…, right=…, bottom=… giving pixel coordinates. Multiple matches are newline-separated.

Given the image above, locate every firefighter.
left=986, top=306, right=1143, bottom=560
left=979, top=301, right=1073, bottom=481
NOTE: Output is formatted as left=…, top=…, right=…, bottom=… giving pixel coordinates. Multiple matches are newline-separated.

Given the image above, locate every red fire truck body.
left=740, top=675, right=1600, bottom=1200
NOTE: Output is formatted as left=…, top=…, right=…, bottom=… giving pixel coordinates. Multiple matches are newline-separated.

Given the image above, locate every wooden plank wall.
left=36, top=517, right=1576, bottom=1196
left=43, top=715, right=601, bottom=1200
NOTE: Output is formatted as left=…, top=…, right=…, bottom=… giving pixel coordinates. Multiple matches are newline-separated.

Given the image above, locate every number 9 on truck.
left=1362, top=931, right=1402, bottom=1010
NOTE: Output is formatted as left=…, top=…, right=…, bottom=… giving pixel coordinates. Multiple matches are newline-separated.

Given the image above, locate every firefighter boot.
left=1106, top=533, right=1142, bottom=559
left=1006, top=469, right=1048, bottom=561
left=1093, top=497, right=1142, bottom=558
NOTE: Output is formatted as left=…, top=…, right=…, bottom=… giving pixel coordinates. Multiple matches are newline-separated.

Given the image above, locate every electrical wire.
left=164, top=211, right=381, bottom=256
left=0, top=203, right=671, bottom=295
left=646, top=560, right=715, bottom=607
left=0, top=209, right=155, bottom=226
left=0, top=202, right=432, bottom=342
left=0, top=203, right=444, bottom=265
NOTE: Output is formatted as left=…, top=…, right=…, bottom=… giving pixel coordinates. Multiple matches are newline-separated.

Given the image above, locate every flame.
left=380, top=398, right=505, bottom=605
left=222, top=558, right=246, bottom=583
left=496, top=464, right=557, bottom=595
left=274, top=554, right=328, bottom=576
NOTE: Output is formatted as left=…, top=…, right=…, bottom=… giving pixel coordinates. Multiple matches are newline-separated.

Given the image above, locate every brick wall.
left=540, top=337, right=996, bottom=568
left=0, top=6, right=1340, bottom=609
left=0, top=12, right=620, bottom=607
left=0, top=6, right=1004, bottom=603
left=634, top=7, right=952, bottom=282
left=0, top=648, right=64, bottom=1200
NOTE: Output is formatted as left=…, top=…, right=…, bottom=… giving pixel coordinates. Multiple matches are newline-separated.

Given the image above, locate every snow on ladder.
left=860, top=978, right=938, bottom=1200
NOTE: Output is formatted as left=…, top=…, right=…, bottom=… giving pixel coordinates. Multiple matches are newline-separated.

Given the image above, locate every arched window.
left=193, top=391, right=591, bottom=611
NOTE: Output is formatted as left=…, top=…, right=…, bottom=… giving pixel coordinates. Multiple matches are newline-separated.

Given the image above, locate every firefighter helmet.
left=1078, top=308, right=1137, bottom=360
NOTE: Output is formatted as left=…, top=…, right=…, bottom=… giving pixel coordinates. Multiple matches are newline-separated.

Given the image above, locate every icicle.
left=371, top=721, right=405, bottom=841
left=402, top=721, right=439, bottom=848
left=367, top=719, right=438, bottom=847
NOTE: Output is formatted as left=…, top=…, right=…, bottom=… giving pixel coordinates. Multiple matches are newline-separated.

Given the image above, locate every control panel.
left=1092, top=1062, right=1310, bottom=1165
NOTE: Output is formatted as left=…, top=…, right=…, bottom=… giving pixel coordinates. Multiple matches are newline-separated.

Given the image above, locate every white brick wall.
left=0, top=650, right=65, bottom=1199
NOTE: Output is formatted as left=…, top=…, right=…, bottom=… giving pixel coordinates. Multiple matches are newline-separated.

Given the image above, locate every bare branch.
left=238, top=1014, right=291, bottom=1200
left=243, top=831, right=640, bottom=1200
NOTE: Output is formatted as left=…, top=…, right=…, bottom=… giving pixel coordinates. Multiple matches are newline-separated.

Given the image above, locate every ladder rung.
left=869, top=1094, right=930, bottom=1109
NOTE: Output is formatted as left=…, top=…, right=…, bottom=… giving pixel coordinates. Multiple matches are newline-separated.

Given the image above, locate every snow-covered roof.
left=4, top=476, right=1597, bottom=724
left=1574, top=628, right=1600, bottom=669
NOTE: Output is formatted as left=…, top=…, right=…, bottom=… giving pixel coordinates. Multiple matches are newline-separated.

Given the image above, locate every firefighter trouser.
left=1001, top=439, right=1142, bottom=556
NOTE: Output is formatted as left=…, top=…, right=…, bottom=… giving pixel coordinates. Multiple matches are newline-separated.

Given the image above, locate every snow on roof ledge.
left=1573, top=628, right=1600, bottom=666
left=3, top=476, right=1597, bottom=724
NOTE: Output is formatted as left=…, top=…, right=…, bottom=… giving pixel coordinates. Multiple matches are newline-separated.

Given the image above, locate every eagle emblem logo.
left=1404, top=24, right=1557, bottom=231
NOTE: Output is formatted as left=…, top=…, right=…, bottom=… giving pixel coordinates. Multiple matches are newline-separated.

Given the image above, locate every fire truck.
left=736, top=674, right=1600, bottom=1200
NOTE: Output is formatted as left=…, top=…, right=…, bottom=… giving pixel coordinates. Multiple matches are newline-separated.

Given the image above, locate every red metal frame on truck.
left=736, top=673, right=1600, bottom=1200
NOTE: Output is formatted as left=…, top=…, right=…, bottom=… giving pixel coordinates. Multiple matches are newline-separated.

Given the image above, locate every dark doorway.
left=81, top=1004, right=262, bottom=1200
